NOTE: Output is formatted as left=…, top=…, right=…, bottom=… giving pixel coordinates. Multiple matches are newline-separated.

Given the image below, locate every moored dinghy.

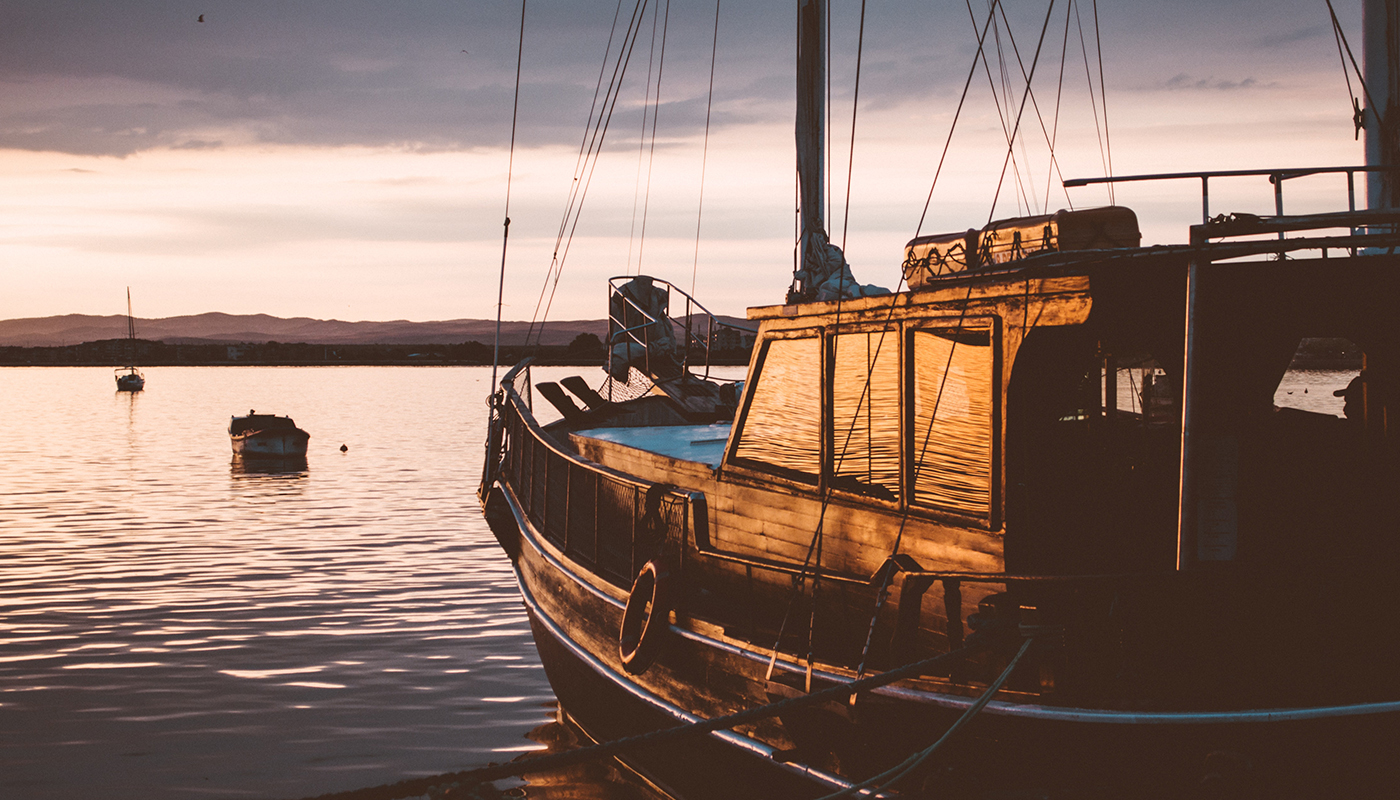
left=229, top=410, right=310, bottom=457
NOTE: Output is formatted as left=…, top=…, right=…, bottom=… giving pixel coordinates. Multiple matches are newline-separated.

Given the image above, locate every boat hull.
left=115, top=372, right=144, bottom=392
left=491, top=478, right=1400, bottom=798
left=231, top=429, right=309, bottom=457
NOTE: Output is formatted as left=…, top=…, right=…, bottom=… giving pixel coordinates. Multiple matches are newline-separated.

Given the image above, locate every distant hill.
left=0, top=313, right=620, bottom=348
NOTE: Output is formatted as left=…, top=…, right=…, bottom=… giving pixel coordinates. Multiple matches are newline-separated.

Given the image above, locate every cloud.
left=0, top=0, right=1360, bottom=161
left=1163, top=74, right=1269, bottom=91
left=1259, top=24, right=1329, bottom=48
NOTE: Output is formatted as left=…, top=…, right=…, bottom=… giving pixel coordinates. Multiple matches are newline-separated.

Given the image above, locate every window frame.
left=726, top=327, right=826, bottom=485
left=825, top=323, right=905, bottom=508
left=904, top=316, right=1001, bottom=529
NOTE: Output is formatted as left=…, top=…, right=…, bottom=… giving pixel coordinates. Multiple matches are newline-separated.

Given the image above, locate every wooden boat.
left=115, top=287, right=144, bottom=392
left=479, top=2, right=1400, bottom=796
left=229, top=410, right=310, bottom=457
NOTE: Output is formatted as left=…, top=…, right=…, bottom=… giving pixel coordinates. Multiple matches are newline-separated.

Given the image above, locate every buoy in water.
left=340, top=444, right=348, bottom=452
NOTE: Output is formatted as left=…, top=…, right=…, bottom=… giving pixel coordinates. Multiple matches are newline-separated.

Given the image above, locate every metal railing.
left=1064, top=164, right=1400, bottom=225
left=607, top=275, right=756, bottom=382
left=494, top=366, right=694, bottom=589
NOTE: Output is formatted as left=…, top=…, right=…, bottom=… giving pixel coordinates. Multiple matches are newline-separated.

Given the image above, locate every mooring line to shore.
left=286, top=631, right=1021, bottom=800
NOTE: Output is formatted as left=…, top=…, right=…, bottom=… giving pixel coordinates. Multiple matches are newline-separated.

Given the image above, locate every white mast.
left=1365, top=0, right=1400, bottom=208
left=793, top=0, right=827, bottom=301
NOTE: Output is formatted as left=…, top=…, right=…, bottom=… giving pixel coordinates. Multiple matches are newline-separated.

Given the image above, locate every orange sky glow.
left=0, top=1, right=1371, bottom=324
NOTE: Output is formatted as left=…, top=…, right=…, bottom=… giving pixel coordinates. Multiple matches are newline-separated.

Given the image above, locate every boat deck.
left=572, top=423, right=732, bottom=468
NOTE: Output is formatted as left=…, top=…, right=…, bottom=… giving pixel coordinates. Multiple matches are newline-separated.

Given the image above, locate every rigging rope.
left=523, top=0, right=634, bottom=348
left=490, top=0, right=528, bottom=394
left=1326, top=0, right=1380, bottom=139
left=818, top=637, right=1035, bottom=800
left=1073, top=0, right=1111, bottom=206
left=839, top=0, right=868, bottom=251
left=635, top=0, right=673, bottom=275
left=690, top=0, right=722, bottom=297
left=805, top=0, right=877, bottom=689
left=624, top=0, right=659, bottom=277
left=1091, top=0, right=1113, bottom=204
left=914, top=1, right=1000, bottom=237
left=983, top=6, right=1022, bottom=211
left=985, top=0, right=1059, bottom=225
left=1045, top=0, right=1074, bottom=211
left=990, top=0, right=1077, bottom=214
left=858, top=0, right=1067, bottom=682
left=997, top=8, right=1039, bottom=214
left=526, top=0, right=652, bottom=350
left=790, top=4, right=1008, bottom=673
left=1329, top=4, right=1363, bottom=138
left=538, top=0, right=629, bottom=306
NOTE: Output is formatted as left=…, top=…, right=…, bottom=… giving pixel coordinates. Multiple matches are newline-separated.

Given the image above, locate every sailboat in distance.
left=114, top=287, right=144, bottom=392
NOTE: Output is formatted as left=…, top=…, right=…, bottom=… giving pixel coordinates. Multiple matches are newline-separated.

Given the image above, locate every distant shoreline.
left=0, top=337, right=752, bottom=369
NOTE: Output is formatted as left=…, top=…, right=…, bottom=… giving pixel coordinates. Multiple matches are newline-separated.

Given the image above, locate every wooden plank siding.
left=554, top=272, right=1092, bottom=673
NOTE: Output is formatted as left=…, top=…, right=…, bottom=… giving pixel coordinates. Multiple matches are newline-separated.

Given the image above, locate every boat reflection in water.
left=230, top=453, right=308, bottom=478
left=505, top=703, right=659, bottom=800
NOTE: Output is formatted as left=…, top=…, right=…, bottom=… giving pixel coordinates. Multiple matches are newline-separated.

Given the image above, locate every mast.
left=1365, top=0, right=1400, bottom=209
left=793, top=0, right=826, bottom=301
left=126, top=287, right=136, bottom=342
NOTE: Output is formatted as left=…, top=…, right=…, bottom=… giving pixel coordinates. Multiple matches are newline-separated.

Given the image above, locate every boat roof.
left=747, top=208, right=1400, bottom=322
left=572, top=423, right=732, bottom=468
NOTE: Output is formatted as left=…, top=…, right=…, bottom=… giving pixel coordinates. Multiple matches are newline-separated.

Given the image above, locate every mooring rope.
left=286, top=630, right=1027, bottom=800
left=816, top=637, right=1034, bottom=799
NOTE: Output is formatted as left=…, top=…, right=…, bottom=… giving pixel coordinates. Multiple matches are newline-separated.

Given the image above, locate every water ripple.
left=0, top=366, right=583, bottom=800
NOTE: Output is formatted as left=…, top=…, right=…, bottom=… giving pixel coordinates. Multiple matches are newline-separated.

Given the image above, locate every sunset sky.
left=0, top=0, right=1373, bottom=324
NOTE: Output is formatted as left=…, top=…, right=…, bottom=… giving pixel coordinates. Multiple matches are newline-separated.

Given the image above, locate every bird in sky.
left=198, top=14, right=204, bottom=22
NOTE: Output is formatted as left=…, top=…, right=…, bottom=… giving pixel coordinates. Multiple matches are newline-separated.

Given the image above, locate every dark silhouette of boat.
left=115, top=287, right=144, bottom=392
left=229, top=410, right=309, bottom=457
left=479, top=2, right=1400, bottom=796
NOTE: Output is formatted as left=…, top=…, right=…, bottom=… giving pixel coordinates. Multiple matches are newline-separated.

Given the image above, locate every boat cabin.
left=728, top=241, right=1400, bottom=579
left=525, top=206, right=1400, bottom=588
left=229, top=411, right=302, bottom=436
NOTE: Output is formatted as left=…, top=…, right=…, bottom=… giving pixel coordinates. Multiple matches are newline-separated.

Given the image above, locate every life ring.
left=619, top=559, right=671, bottom=675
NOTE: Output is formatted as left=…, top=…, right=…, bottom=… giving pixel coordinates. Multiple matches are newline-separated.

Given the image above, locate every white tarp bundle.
left=794, top=229, right=890, bottom=302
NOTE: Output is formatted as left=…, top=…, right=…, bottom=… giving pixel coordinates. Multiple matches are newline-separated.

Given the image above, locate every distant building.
left=710, top=327, right=755, bottom=352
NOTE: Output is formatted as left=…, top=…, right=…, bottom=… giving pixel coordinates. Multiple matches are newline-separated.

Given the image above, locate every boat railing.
left=607, top=275, right=756, bottom=383
left=493, top=372, right=695, bottom=589
left=1065, top=164, right=1400, bottom=232
left=499, top=356, right=533, bottom=411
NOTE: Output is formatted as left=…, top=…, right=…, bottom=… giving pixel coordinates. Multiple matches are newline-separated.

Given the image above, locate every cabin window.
left=1272, top=338, right=1362, bottom=417
left=909, top=325, right=994, bottom=517
left=1102, top=357, right=1176, bottom=426
left=831, top=330, right=901, bottom=500
left=732, top=335, right=822, bottom=479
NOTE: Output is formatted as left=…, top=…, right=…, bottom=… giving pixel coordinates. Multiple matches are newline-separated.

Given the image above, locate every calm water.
left=0, top=365, right=609, bottom=800
left=0, top=364, right=1353, bottom=800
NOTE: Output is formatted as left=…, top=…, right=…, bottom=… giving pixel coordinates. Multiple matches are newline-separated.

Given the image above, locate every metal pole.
left=795, top=0, right=827, bottom=297
left=491, top=217, right=510, bottom=392
left=1176, top=226, right=1240, bottom=570
left=1175, top=243, right=1201, bottom=571
left=491, top=0, right=528, bottom=395
left=1364, top=0, right=1400, bottom=210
